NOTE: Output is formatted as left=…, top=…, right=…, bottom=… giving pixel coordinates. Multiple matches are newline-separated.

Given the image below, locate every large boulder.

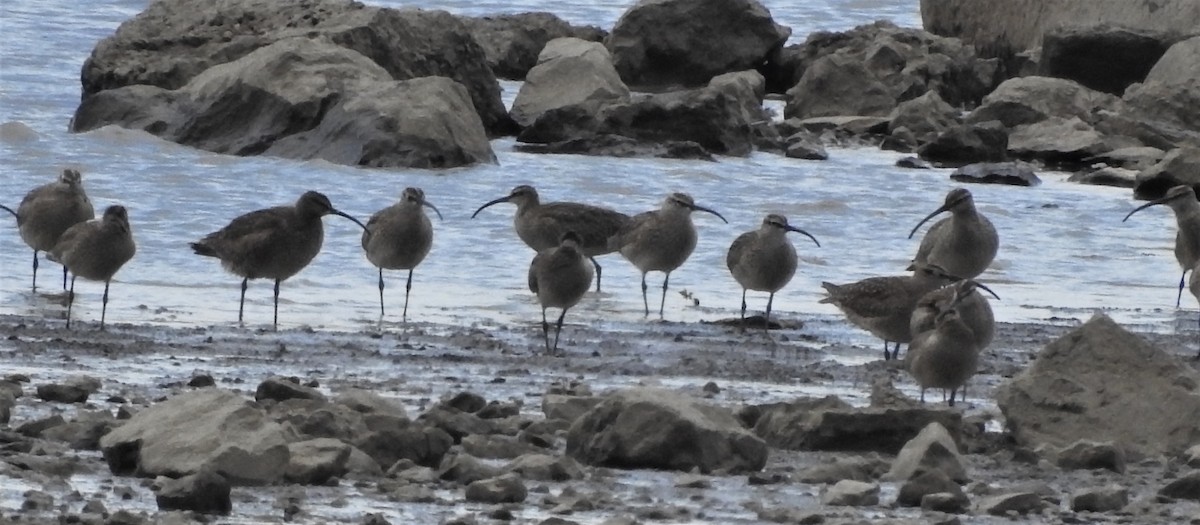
left=99, top=388, right=291, bottom=485
left=919, top=0, right=1200, bottom=53
left=918, top=121, right=1009, bottom=167
left=784, top=52, right=896, bottom=119
left=606, top=0, right=790, bottom=89
left=464, top=12, right=606, bottom=80
left=773, top=21, right=997, bottom=107
left=996, top=314, right=1200, bottom=457
left=1115, top=36, right=1200, bottom=151
left=1007, top=116, right=1110, bottom=165
left=510, top=38, right=630, bottom=128
left=966, top=76, right=1120, bottom=128
left=74, top=38, right=495, bottom=169
left=748, top=399, right=963, bottom=454
left=566, top=388, right=768, bottom=473
left=1132, top=147, right=1200, bottom=200
left=887, top=90, right=960, bottom=145
left=1040, top=24, right=1173, bottom=95
left=78, top=0, right=514, bottom=138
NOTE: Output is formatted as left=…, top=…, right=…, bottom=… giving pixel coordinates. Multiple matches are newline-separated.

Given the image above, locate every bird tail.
left=817, top=282, right=838, bottom=303
left=190, top=242, right=217, bottom=257
left=0, top=204, right=16, bottom=221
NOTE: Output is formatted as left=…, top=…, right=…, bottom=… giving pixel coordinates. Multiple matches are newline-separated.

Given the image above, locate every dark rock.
left=505, top=453, right=586, bottom=481
left=0, top=389, right=12, bottom=425
left=464, top=473, right=527, bottom=503
left=1117, top=36, right=1200, bottom=151
left=782, top=116, right=890, bottom=137
left=464, top=12, right=605, bottom=80
left=918, top=121, right=1009, bottom=167
left=896, top=156, right=932, bottom=169
left=606, top=0, right=790, bottom=89
left=418, top=405, right=495, bottom=443
left=334, top=389, right=408, bottom=419
left=353, top=421, right=453, bottom=469
left=15, top=415, right=66, bottom=437
left=887, top=90, right=960, bottom=145
left=821, top=480, right=879, bottom=506
left=461, top=434, right=539, bottom=460
left=36, top=383, right=90, bottom=403
left=445, top=392, right=488, bottom=414
left=40, top=410, right=118, bottom=450
left=1056, top=440, right=1126, bottom=473
left=996, top=314, right=1200, bottom=457
left=362, top=513, right=392, bottom=525
left=785, top=52, right=896, bottom=119
left=256, top=376, right=326, bottom=404
left=1133, top=147, right=1200, bottom=200
left=1041, top=24, right=1171, bottom=95
left=567, top=388, right=768, bottom=473
left=284, top=438, right=351, bottom=485
left=921, top=491, right=971, bottom=513
left=751, top=399, right=963, bottom=454
left=187, top=375, right=215, bottom=388
left=271, top=398, right=369, bottom=442
left=897, top=469, right=965, bottom=507
left=100, top=388, right=290, bottom=485
left=1067, top=167, right=1137, bottom=188
left=966, top=76, right=1120, bottom=128
left=438, top=453, right=502, bottom=485
left=784, top=134, right=829, bottom=160
left=1071, top=485, right=1129, bottom=512
left=797, top=455, right=888, bottom=484
left=886, top=422, right=968, bottom=483
left=1085, top=146, right=1167, bottom=171
left=1159, top=470, right=1200, bottom=501
left=976, top=492, right=1044, bottom=516
left=950, top=162, right=1041, bottom=186
left=1185, top=444, right=1200, bottom=468
left=154, top=470, right=232, bottom=515
left=1007, top=117, right=1109, bottom=165
left=477, top=401, right=521, bottom=420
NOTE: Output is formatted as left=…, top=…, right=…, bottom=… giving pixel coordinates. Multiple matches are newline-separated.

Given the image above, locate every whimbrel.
left=820, top=261, right=960, bottom=360
left=1122, top=185, right=1200, bottom=307
left=4, top=169, right=95, bottom=291
left=528, top=231, right=594, bottom=355
left=472, top=185, right=629, bottom=292
left=909, top=188, right=998, bottom=280
left=909, top=279, right=998, bottom=350
left=905, top=290, right=980, bottom=406
left=726, top=214, right=820, bottom=334
left=362, top=187, right=442, bottom=320
left=47, top=205, right=135, bottom=329
left=608, top=192, right=728, bottom=317
left=191, top=191, right=367, bottom=328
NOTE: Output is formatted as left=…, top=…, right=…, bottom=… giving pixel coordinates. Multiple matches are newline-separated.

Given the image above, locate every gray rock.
left=897, top=469, right=965, bottom=507
left=821, top=479, right=880, bottom=506
left=344, top=445, right=383, bottom=478
left=444, top=392, right=488, bottom=414
left=0, top=389, right=12, bottom=425
left=284, top=438, right=351, bottom=485
left=461, top=434, right=540, bottom=460
left=353, top=420, right=453, bottom=469
left=417, top=405, right=496, bottom=443
left=438, top=453, right=502, bottom=485
left=270, top=398, right=368, bottom=442
left=505, top=453, right=585, bottom=481
left=976, top=492, right=1044, bottom=516
left=1116, top=36, right=1200, bottom=151
left=1086, top=146, right=1167, bottom=171
left=154, top=470, right=231, bottom=515
left=40, top=410, right=119, bottom=450
left=99, top=388, right=290, bottom=485
left=464, top=12, right=605, bottom=80
left=896, top=156, right=933, bottom=169
left=1184, top=444, right=1200, bottom=468
left=1133, top=147, right=1200, bottom=200
left=1040, top=24, right=1172, bottom=95
left=966, top=76, right=1119, bottom=128
left=886, top=422, right=968, bottom=483
left=256, top=377, right=326, bottom=404
left=921, top=491, right=970, bottom=513
left=785, top=52, right=896, bottom=119
left=996, top=314, right=1200, bottom=457
left=750, top=399, right=963, bottom=454
left=1056, top=440, right=1125, bottom=473
left=1070, top=485, right=1128, bottom=512
left=797, top=455, right=888, bottom=484
left=515, top=132, right=716, bottom=160
left=567, top=388, right=768, bottom=473
left=950, top=161, right=1041, bottom=186
left=464, top=473, right=527, bottom=503
left=1159, top=470, right=1200, bottom=501
left=15, top=415, right=66, bottom=437
left=606, top=0, right=790, bottom=89
left=510, top=38, right=629, bottom=128
left=784, top=134, right=829, bottom=160
left=887, top=90, right=960, bottom=145
left=783, top=116, right=890, bottom=137
left=1068, top=167, right=1138, bottom=188
left=1007, top=116, right=1110, bottom=165
left=36, top=383, right=90, bottom=404
left=334, top=389, right=408, bottom=419
left=918, top=121, right=1009, bottom=167
left=709, top=70, right=771, bottom=127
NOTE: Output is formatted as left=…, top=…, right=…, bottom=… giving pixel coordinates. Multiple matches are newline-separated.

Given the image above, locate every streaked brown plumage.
left=191, top=191, right=367, bottom=328
left=820, top=262, right=959, bottom=360
left=4, top=169, right=95, bottom=291
left=47, top=205, right=135, bottom=329
left=909, top=279, right=998, bottom=351
left=472, top=185, right=628, bottom=292
left=909, top=188, right=998, bottom=280
left=906, top=290, right=980, bottom=406
left=609, top=192, right=728, bottom=317
left=1123, top=185, right=1200, bottom=308
left=528, top=231, right=594, bottom=355
left=726, top=213, right=820, bottom=333
left=362, top=187, right=441, bottom=320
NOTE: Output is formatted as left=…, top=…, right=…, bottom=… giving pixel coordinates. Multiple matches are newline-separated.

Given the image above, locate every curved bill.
left=689, top=203, right=728, bottom=224
left=0, top=204, right=16, bottom=220
left=1121, top=199, right=1164, bottom=222
left=422, top=200, right=445, bottom=221
left=471, top=196, right=511, bottom=218
left=786, top=225, right=821, bottom=247
left=964, top=280, right=1000, bottom=300
left=908, top=204, right=950, bottom=239
left=331, top=209, right=369, bottom=232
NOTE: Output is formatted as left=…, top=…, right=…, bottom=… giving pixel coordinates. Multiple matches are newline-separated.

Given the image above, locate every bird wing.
left=608, top=210, right=656, bottom=250
left=47, top=219, right=97, bottom=263
left=913, top=218, right=950, bottom=263
left=820, top=276, right=911, bottom=318
left=199, top=206, right=290, bottom=249
left=528, top=251, right=544, bottom=294
left=726, top=231, right=754, bottom=271
left=536, top=203, right=630, bottom=252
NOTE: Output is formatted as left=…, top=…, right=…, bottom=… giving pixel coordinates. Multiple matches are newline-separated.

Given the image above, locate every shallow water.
left=0, top=0, right=1196, bottom=345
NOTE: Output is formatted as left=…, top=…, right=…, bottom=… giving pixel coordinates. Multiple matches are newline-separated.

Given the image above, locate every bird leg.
left=65, top=276, right=76, bottom=329
left=882, top=341, right=891, bottom=361
left=739, top=289, right=747, bottom=333
left=640, top=273, right=650, bottom=316
left=238, top=278, right=248, bottom=324
left=100, top=280, right=110, bottom=331
left=919, top=386, right=925, bottom=403
left=1178, top=270, right=1188, bottom=308
left=377, top=268, right=385, bottom=318
left=61, top=264, right=68, bottom=291
left=552, top=309, right=567, bottom=356
left=272, top=278, right=280, bottom=330
left=403, top=268, right=413, bottom=322
left=659, top=273, right=670, bottom=318
left=541, top=308, right=551, bottom=355
left=765, top=292, right=778, bottom=357
left=31, top=251, right=38, bottom=291
left=948, top=388, right=958, bottom=407
left=590, top=257, right=602, bottom=293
